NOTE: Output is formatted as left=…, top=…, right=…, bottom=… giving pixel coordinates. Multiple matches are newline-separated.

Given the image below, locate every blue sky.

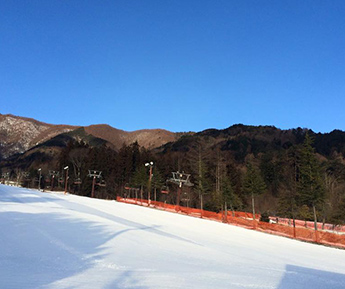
left=1, top=1, right=344, bottom=133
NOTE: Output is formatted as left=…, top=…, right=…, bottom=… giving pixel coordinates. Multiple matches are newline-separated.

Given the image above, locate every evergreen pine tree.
left=243, top=162, right=266, bottom=220
left=132, top=165, right=148, bottom=200
left=222, top=176, right=242, bottom=215
left=297, top=133, right=325, bottom=229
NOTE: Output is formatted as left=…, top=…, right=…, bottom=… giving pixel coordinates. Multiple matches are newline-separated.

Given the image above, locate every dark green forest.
left=2, top=124, right=345, bottom=226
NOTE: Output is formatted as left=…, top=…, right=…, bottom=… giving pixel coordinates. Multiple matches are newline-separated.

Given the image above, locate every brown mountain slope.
left=84, top=124, right=177, bottom=150
left=0, top=114, right=177, bottom=159
left=0, top=114, right=77, bottom=158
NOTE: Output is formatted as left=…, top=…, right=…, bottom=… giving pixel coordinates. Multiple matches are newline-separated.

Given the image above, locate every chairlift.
left=49, top=170, right=59, bottom=177
left=74, top=178, right=82, bottom=185
left=97, top=179, right=106, bottom=187
left=161, top=185, right=169, bottom=194
left=22, top=172, right=30, bottom=181
left=181, top=192, right=190, bottom=202
left=168, top=171, right=194, bottom=187
left=58, top=177, right=64, bottom=184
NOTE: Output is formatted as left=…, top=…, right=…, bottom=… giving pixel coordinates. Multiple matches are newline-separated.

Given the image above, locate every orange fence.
left=116, top=197, right=345, bottom=249
left=269, top=217, right=345, bottom=233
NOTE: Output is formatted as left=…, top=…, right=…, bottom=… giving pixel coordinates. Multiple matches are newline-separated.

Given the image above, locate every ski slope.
left=1, top=185, right=345, bottom=289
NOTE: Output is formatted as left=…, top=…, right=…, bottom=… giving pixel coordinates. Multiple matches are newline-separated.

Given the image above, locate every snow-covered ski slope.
left=1, top=185, right=345, bottom=289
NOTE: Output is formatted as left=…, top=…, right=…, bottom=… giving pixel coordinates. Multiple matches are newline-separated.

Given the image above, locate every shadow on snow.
left=0, top=210, right=152, bottom=289
left=276, top=264, right=345, bottom=289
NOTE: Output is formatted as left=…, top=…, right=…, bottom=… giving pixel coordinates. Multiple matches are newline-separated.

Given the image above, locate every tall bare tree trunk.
left=252, top=193, right=256, bottom=220
left=313, top=204, right=318, bottom=231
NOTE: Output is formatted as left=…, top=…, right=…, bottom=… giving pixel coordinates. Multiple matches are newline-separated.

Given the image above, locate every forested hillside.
left=2, top=124, right=345, bottom=226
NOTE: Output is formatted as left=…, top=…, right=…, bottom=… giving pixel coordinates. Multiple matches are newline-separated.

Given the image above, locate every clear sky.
left=1, top=1, right=344, bottom=133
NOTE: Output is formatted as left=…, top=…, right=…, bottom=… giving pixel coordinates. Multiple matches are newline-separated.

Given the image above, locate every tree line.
left=56, top=134, right=345, bottom=226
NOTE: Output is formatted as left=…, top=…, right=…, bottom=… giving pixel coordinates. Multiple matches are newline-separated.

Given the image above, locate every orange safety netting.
left=269, top=217, right=345, bottom=233
left=116, top=197, right=345, bottom=249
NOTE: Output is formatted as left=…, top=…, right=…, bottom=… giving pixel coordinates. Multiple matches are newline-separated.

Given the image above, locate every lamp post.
left=145, top=162, right=153, bottom=204
left=38, top=168, right=42, bottom=191
left=64, top=166, right=69, bottom=194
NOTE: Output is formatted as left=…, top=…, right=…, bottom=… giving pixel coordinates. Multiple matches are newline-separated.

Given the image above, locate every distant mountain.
left=36, top=127, right=110, bottom=149
left=84, top=124, right=176, bottom=150
left=1, top=127, right=112, bottom=170
left=0, top=113, right=178, bottom=160
left=159, top=123, right=345, bottom=162
left=0, top=114, right=77, bottom=159
left=160, top=124, right=299, bottom=153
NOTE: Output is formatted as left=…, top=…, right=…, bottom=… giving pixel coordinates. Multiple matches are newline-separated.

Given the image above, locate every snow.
left=0, top=115, right=73, bottom=157
left=1, top=185, right=345, bottom=289
left=0, top=116, right=49, bottom=155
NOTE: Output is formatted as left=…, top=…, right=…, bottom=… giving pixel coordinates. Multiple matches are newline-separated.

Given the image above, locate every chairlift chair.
left=161, top=185, right=170, bottom=194
left=97, top=179, right=106, bottom=187
left=168, top=171, right=194, bottom=187
left=181, top=192, right=190, bottom=202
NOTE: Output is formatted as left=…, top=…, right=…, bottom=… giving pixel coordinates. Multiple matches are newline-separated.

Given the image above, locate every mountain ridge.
left=0, top=113, right=178, bottom=159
